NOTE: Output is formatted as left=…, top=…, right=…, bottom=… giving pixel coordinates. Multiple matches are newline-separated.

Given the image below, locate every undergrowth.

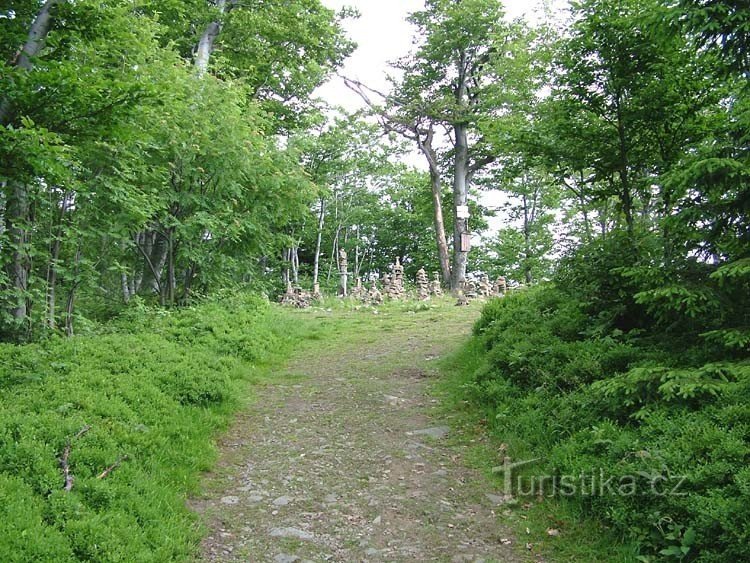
left=440, top=284, right=750, bottom=562
left=0, top=293, right=308, bottom=562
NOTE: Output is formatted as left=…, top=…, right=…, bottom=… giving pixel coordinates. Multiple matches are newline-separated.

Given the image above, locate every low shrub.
left=458, top=285, right=750, bottom=561
left=0, top=293, right=301, bottom=562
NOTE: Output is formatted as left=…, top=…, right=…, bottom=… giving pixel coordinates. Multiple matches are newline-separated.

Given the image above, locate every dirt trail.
left=192, top=303, right=528, bottom=562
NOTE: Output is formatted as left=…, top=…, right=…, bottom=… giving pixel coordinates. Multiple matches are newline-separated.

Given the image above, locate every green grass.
left=434, top=332, right=641, bottom=563
left=0, top=293, right=315, bottom=562
left=435, top=286, right=750, bottom=563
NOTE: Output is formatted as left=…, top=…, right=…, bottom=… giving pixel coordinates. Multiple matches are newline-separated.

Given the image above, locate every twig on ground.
left=59, top=424, right=91, bottom=492
left=97, top=455, right=129, bottom=480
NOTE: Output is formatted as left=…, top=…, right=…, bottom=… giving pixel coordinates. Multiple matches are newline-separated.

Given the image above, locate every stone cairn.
left=338, top=248, right=349, bottom=297
left=385, top=257, right=405, bottom=300
left=312, top=282, right=323, bottom=301
left=415, top=267, right=430, bottom=300
left=350, top=276, right=366, bottom=300
left=478, top=274, right=493, bottom=297
left=279, top=283, right=313, bottom=308
left=455, top=288, right=470, bottom=306
left=465, top=280, right=479, bottom=300
left=365, top=283, right=383, bottom=305
left=455, top=279, right=478, bottom=306
left=430, top=272, right=443, bottom=297
left=492, top=276, right=507, bottom=296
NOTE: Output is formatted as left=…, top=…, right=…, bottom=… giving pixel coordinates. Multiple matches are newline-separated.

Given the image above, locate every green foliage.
left=0, top=294, right=303, bottom=561
left=451, top=283, right=750, bottom=561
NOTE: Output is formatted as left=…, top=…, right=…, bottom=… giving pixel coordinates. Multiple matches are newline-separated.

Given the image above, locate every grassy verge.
left=435, top=286, right=750, bottom=562
left=435, top=339, right=639, bottom=562
left=0, top=293, right=311, bottom=562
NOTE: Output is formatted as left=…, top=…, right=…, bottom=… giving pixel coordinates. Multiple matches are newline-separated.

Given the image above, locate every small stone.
left=485, top=493, right=512, bottom=506
left=273, top=495, right=292, bottom=506
left=269, top=527, right=314, bottom=541
left=409, top=426, right=450, bottom=440
left=372, top=515, right=382, bottom=525
left=220, top=496, right=240, bottom=505
left=274, top=555, right=300, bottom=563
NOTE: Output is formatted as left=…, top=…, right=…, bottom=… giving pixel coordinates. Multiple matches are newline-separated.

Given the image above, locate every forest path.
left=191, top=300, right=529, bottom=563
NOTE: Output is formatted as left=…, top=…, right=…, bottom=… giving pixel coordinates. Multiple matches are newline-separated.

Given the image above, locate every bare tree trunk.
left=46, top=237, right=61, bottom=329
left=282, top=248, right=291, bottom=287
left=312, top=198, right=325, bottom=287
left=64, top=248, right=81, bottom=337
left=451, top=121, right=470, bottom=290
left=0, top=0, right=63, bottom=125
left=4, top=180, right=31, bottom=322
left=166, top=228, right=176, bottom=306
left=291, top=246, right=299, bottom=285
left=429, top=168, right=452, bottom=287
left=121, top=273, right=131, bottom=304
left=195, top=0, right=227, bottom=76
left=416, top=126, right=451, bottom=287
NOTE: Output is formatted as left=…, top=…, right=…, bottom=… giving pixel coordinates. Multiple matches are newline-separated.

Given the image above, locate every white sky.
left=315, top=0, right=568, bottom=238
left=317, top=0, right=562, bottom=112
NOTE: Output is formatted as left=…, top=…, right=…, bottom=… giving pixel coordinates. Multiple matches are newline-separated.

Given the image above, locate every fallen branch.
left=97, top=455, right=129, bottom=480
left=59, top=424, right=91, bottom=492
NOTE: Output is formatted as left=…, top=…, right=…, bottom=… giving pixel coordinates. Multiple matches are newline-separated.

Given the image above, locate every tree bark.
left=415, top=126, right=451, bottom=287
left=64, top=247, right=81, bottom=337
left=451, top=121, right=470, bottom=290
left=0, top=0, right=63, bottom=125
left=1, top=1, right=64, bottom=329
left=4, top=180, right=31, bottom=322
left=195, top=0, right=227, bottom=76
left=312, top=198, right=325, bottom=287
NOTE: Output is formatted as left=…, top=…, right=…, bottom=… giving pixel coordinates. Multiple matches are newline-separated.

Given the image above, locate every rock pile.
left=430, top=272, right=443, bottom=297
left=350, top=277, right=366, bottom=300
left=493, top=276, right=507, bottom=296
left=416, top=267, right=430, bottom=300
left=385, top=258, right=405, bottom=300
left=478, top=274, right=492, bottom=297
left=279, top=284, right=313, bottom=308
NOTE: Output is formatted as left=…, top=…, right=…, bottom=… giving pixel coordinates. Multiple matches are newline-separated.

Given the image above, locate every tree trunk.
left=313, top=198, right=325, bottom=287
left=615, top=94, right=634, bottom=237
left=3, top=180, right=31, bottom=322
left=0, top=0, right=62, bottom=125
left=0, top=0, right=62, bottom=326
left=166, top=228, right=176, bottom=306
left=64, top=247, right=81, bottom=337
left=291, top=246, right=299, bottom=285
left=522, top=194, right=533, bottom=285
left=46, top=237, right=60, bottom=329
left=416, top=127, right=451, bottom=287
left=195, top=0, right=227, bottom=76
left=121, top=273, right=131, bottom=304
left=451, top=121, right=470, bottom=290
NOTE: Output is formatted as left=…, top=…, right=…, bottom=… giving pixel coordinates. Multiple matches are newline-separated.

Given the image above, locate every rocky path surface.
left=191, top=303, right=528, bottom=562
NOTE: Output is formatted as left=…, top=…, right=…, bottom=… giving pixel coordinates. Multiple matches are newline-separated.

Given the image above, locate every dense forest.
left=1, top=0, right=749, bottom=561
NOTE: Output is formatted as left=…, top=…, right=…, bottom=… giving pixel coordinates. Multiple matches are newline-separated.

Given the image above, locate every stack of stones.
left=464, top=280, right=479, bottom=300
left=386, top=258, right=405, bottom=300
left=365, top=283, right=383, bottom=305
left=478, top=274, right=493, bottom=297
left=455, top=289, right=470, bottom=306
left=279, top=284, right=312, bottom=308
left=350, top=277, right=366, bottom=300
left=416, top=267, right=430, bottom=300
left=382, top=273, right=392, bottom=297
left=312, top=282, right=323, bottom=302
left=493, top=276, right=507, bottom=296
left=430, top=272, right=443, bottom=297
